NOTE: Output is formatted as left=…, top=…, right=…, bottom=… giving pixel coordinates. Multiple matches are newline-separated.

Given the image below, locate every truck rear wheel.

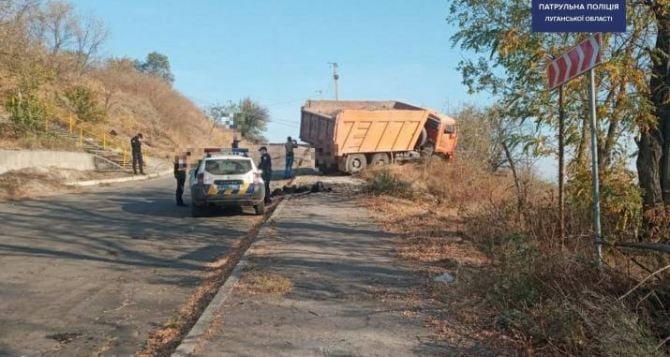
left=345, top=154, right=367, bottom=174
left=369, top=153, right=390, bottom=166
left=420, top=143, right=434, bottom=158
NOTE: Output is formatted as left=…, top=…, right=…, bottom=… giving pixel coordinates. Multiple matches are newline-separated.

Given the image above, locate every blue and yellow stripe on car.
left=208, top=182, right=255, bottom=196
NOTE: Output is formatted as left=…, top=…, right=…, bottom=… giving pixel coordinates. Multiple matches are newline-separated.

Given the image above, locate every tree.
left=135, top=52, right=174, bottom=84
left=72, top=14, right=107, bottom=72
left=206, top=98, right=269, bottom=142
left=447, top=0, right=661, bottom=236
left=636, top=1, right=670, bottom=232
left=21, top=0, right=107, bottom=73
left=235, top=98, right=268, bottom=142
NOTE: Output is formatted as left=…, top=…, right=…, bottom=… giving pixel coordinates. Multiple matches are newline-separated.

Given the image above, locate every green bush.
left=367, top=170, right=414, bottom=199
left=566, top=163, right=642, bottom=237
left=5, top=91, right=49, bottom=132
left=64, top=86, right=105, bottom=123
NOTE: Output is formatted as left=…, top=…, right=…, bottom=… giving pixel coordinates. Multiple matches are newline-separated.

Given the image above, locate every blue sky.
left=71, top=0, right=488, bottom=142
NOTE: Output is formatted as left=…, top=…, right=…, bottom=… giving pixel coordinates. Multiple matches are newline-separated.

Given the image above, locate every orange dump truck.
left=300, top=100, right=457, bottom=174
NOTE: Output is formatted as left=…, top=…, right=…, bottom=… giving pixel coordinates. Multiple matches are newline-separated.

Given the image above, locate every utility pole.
left=329, top=62, right=339, bottom=100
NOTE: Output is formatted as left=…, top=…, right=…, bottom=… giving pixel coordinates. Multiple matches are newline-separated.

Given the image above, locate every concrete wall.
left=0, top=150, right=99, bottom=174
left=247, top=143, right=315, bottom=173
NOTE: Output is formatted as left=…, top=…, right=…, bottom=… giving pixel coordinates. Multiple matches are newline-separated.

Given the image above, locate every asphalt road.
left=198, top=178, right=447, bottom=356
left=0, top=176, right=262, bottom=356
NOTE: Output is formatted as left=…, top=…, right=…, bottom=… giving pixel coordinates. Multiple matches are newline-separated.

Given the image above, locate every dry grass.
left=0, top=128, right=78, bottom=151
left=367, top=195, right=487, bottom=267
left=237, top=270, right=293, bottom=295
left=362, top=161, right=670, bottom=356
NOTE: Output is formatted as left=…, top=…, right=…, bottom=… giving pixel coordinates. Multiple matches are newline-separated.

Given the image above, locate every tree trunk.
left=637, top=129, right=663, bottom=210
left=654, top=6, right=670, bottom=207
left=576, top=90, right=590, bottom=165
left=639, top=3, right=670, bottom=237
left=502, top=140, right=524, bottom=225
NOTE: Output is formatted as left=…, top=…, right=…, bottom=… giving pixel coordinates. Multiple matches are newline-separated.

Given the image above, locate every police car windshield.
left=204, top=159, right=252, bottom=175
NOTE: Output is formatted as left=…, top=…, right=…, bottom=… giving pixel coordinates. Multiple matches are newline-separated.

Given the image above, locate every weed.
left=238, top=272, right=293, bottom=295
left=365, top=168, right=414, bottom=199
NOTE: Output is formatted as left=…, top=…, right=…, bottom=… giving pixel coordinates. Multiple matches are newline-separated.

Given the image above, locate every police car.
left=189, top=148, right=266, bottom=217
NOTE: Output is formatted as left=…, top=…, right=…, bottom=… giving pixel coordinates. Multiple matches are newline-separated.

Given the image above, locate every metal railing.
left=45, top=114, right=132, bottom=167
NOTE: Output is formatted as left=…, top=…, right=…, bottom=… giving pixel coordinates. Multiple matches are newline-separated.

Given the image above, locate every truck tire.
left=369, top=153, right=390, bottom=166
left=417, top=127, right=428, bottom=148
left=345, top=154, right=367, bottom=174
left=421, top=142, right=434, bottom=158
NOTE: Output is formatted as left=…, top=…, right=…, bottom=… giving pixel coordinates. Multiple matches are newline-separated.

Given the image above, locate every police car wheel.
left=254, top=201, right=265, bottom=215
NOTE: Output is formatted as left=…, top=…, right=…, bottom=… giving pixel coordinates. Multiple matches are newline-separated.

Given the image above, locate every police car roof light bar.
left=203, top=147, right=249, bottom=157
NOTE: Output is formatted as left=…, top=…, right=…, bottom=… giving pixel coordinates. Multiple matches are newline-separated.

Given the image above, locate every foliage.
left=134, top=52, right=175, bottom=84
left=207, top=99, right=269, bottom=142
left=63, top=86, right=105, bottom=122
left=5, top=90, right=49, bottom=132
left=365, top=169, right=414, bottom=199
left=566, top=163, right=642, bottom=236
left=236, top=98, right=269, bottom=142
left=447, top=0, right=655, bottom=167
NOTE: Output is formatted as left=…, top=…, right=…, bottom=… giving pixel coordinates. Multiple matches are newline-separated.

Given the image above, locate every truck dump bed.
left=300, top=100, right=432, bottom=156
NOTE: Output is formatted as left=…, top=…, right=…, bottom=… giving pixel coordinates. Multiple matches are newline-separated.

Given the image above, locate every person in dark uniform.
left=258, top=146, right=272, bottom=204
left=130, top=133, right=144, bottom=175
left=174, top=151, right=190, bottom=207
left=284, top=136, right=298, bottom=179
left=231, top=136, right=240, bottom=149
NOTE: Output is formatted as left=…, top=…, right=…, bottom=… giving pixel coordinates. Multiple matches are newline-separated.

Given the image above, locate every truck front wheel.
left=345, top=154, right=367, bottom=174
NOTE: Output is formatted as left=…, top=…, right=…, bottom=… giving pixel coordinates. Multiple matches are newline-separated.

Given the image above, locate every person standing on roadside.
left=174, top=151, right=190, bottom=207
left=284, top=136, right=298, bottom=179
left=258, top=146, right=272, bottom=204
left=130, top=133, right=144, bottom=175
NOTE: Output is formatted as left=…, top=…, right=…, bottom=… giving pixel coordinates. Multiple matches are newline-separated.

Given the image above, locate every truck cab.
left=424, top=115, right=457, bottom=159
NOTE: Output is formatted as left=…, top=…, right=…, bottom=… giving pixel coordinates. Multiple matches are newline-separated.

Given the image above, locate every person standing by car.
left=130, top=133, right=144, bottom=175
left=174, top=151, right=190, bottom=207
left=258, top=146, right=272, bottom=204
left=284, top=136, right=298, bottom=179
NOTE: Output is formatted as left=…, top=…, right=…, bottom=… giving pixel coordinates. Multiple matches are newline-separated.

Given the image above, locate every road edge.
left=171, top=196, right=289, bottom=357
left=65, top=169, right=173, bottom=187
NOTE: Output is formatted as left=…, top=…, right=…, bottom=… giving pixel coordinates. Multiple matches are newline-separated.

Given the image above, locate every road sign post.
left=588, top=65, right=603, bottom=263
left=547, top=33, right=604, bottom=263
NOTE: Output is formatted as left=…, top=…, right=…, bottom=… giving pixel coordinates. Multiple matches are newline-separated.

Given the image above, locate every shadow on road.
left=0, top=180, right=251, bottom=271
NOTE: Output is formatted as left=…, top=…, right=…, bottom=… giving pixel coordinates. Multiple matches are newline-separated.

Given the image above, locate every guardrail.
left=45, top=114, right=134, bottom=167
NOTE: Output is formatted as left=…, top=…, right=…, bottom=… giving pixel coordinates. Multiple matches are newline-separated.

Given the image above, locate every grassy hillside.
left=0, top=0, right=234, bottom=157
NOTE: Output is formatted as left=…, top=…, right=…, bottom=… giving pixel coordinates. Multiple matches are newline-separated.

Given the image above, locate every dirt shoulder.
left=0, top=168, right=129, bottom=201
left=365, top=195, right=501, bottom=354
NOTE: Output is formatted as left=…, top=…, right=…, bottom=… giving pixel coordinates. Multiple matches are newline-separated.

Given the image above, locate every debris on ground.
left=271, top=181, right=333, bottom=197
left=45, top=332, right=82, bottom=344
left=434, top=272, right=455, bottom=284
left=236, top=271, right=293, bottom=295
